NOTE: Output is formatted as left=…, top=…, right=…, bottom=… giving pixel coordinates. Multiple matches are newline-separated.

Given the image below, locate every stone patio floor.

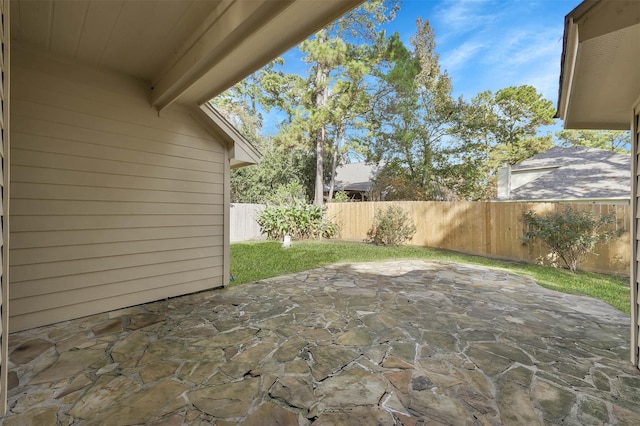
left=2, top=260, right=640, bottom=425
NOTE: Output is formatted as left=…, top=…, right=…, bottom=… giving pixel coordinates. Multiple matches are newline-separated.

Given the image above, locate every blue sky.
left=269, top=0, right=579, bottom=135
left=386, top=0, right=577, bottom=105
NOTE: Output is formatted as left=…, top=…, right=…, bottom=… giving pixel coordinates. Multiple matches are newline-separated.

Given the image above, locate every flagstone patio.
left=2, top=260, right=640, bottom=425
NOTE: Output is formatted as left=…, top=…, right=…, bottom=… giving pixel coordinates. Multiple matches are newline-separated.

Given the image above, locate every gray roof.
left=509, top=146, right=630, bottom=201
left=329, top=162, right=382, bottom=192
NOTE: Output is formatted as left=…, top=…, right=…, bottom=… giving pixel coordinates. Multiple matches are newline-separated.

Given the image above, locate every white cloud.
left=433, top=0, right=500, bottom=35
left=441, top=41, right=485, bottom=71
left=388, top=0, right=569, bottom=104
left=441, top=12, right=564, bottom=102
left=485, top=26, right=563, bottom=100
left=486, top=26, right=562, bottom=66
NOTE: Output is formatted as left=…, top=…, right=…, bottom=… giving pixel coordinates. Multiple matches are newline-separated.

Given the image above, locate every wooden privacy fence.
left=325, top=201, right=630, bottom=276
left=230, top=203, right=265, bottom=242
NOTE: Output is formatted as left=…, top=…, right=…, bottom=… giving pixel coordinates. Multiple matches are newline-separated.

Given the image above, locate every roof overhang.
left=11, top=0, right=363, bottom=169
left=11, top=0, right=364, bottom=110
left=197, top=103, right=262, bottom=169
left=557, top=0, right=640, bottom=129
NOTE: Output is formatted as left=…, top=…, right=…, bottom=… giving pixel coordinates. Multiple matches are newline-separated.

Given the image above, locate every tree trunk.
left=328, top=125, right=344, bottom=201
left=313, top=64, right=329, bottom=206
left=314, top=125, right=325, bottom=205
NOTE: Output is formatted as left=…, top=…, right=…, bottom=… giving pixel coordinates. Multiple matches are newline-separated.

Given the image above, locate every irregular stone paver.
left=30, top=349, right=104, bottom=385
left=2, top=260, right=640, bottom=425
left=189, top=378, right=259, bottom=418
left=9, top=339, right=53, bottom=365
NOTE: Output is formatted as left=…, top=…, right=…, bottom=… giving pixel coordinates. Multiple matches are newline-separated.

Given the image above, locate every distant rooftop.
left=512, top=146, right=628, bottom=171
left=505, top=147, right=630, bottom=202
left=327, top=162, right=382, bottom=193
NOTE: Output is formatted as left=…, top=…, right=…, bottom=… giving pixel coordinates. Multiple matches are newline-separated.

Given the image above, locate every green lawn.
left=230, top=240, right=630, bottom=314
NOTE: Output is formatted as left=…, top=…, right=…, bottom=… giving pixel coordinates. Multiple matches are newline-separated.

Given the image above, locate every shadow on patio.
left=3, top=260, right=640, bottom=425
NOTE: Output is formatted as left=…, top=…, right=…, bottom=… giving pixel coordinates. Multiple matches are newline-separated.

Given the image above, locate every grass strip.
left=230, top=240, right=629, bottom=314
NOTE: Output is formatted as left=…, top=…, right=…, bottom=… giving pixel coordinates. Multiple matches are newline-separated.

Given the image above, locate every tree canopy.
left=555, top=129, right=631, bottom=153
left=214, top=1, right=612, bottom=204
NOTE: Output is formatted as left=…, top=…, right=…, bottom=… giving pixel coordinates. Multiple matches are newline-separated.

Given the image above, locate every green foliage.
left=333, top=191, right=350, bottom=202
left=216, top=9, right=558, bottom=205
left=365, top=20, right=458, bottom=201
left=230, top=142, right=316, bottom=203
left=371, top=161, right=429, bottom=201
left=266, top=182, right=308, bottom=206
left=366, top=205, right=416, bottom=246
left=522, top=208, right=616, bottom=273
left=488, top=85, right=555, bottom=167
left=294, top=0, right=399, bottom=204
left=448, top=85, right=556, bottom=199
left=256, top=200, right=338, bottom=241
left=555, top=129, right=631, bottom=153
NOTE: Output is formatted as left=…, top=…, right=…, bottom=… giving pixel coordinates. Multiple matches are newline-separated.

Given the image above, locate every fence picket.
left=325, top=201, right=630, bottom=275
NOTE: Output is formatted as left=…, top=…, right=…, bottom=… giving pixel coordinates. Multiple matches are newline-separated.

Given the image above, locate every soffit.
left=10, top=0, right=363, bottom=109
left=11, top=0, right=222, bottom=80
left=558, top=0, right=640, bottom=129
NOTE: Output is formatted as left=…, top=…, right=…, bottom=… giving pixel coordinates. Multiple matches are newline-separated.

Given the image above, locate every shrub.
left=366, top=205, right=416, bottom=246
left=257, top=202, right=338, bottom=241
left=521, top=207, right=616, bottom=272
left=266, top=182, right=308, bottom=206
left=333, top=191, right=350, bottom=202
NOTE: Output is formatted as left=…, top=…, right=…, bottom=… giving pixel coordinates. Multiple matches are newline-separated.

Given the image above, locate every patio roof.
left=10, top=0, right=363, bottom=110
left=556, top=0, right=640, bottom=129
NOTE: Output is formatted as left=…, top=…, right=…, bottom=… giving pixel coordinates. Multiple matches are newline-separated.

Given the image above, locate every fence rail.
left=325, top=201, right=630, bottom=275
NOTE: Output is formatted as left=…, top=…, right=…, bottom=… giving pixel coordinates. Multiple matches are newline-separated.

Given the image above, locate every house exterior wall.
left=9, top=45, right=227, bottom=332
left=632, top=102, right=640, bottom=367
left=510, top=168, right=555, bottom=191
left=0, top=0, right=9, bottom=414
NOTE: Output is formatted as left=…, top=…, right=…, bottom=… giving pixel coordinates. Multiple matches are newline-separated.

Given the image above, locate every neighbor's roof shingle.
left=330, top=162, right=382, bottom=192
left=509, top=146, right=630, bottom=201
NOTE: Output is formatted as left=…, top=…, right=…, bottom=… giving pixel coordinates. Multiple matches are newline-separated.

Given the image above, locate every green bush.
left=366, top=205, right=416, bottom=246
left=522, top=207, right=615, bottom=272
left=266, top=182, right=308, bottom=206
left=333, top=191, right=350, bottom=202
left=257, top=202, right=338, bottom=241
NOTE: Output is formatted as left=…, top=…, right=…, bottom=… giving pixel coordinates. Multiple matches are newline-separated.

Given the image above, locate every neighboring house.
left=0, top=0, right=363, bottom=412
left=325, top=162, right=382, bottom=201
left=556, top=0, right=640, bottom=367
left=496, top=146, right=630, bottom=204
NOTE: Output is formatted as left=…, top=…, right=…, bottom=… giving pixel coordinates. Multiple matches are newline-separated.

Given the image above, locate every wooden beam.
left=152, top=0, right=363, bottom=110
left=150, top=0, right=290, bottom=110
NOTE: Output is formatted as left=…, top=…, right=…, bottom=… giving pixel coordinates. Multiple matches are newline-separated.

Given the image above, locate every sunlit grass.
left=230, top=240, right=630, bottom=314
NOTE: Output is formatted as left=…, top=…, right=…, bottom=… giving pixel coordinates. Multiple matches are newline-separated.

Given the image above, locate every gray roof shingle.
left=328, top=162, right=382, bottom=192
left=509, top=146, right=630, bottom=201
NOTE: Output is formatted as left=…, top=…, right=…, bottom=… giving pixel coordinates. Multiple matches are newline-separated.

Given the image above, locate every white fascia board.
left=198, top=103, right=262, bottom=168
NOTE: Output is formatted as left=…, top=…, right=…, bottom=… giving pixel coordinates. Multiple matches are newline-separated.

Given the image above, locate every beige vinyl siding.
left=0, top=0, right=10, bottom=414
left=9, top=45, right=227, bottom=332
left=633, top=105, right=639, bottom=367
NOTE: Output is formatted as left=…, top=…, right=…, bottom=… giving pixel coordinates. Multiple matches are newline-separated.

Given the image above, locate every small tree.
left=521, top=208, right=615, bottom=272
left=366, top=205, right=416, bottom=246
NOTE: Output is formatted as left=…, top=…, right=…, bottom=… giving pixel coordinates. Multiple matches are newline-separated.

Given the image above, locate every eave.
left=154, top=0, right=365, bottom=109
left=557, top=0, right=640, bottom=129
left=11, top=0, right=364, bottom=111
left=197, top=103, right=262, bottom=169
